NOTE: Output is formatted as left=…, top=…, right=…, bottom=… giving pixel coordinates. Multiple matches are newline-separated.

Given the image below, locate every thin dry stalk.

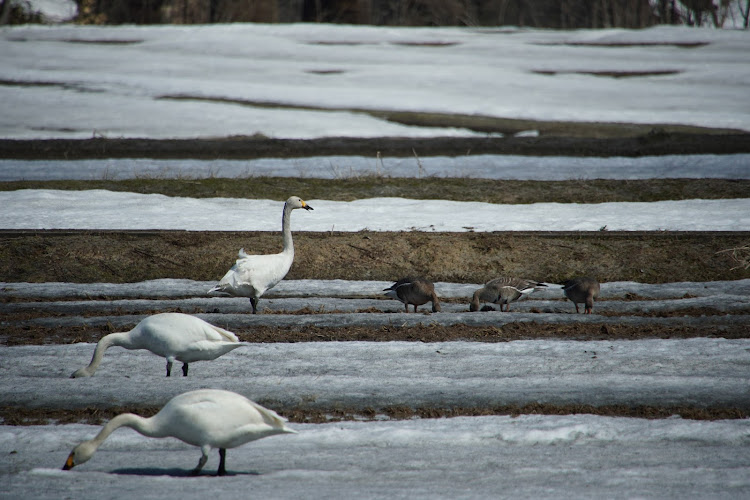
left=717, top=243, right=750, bottom=270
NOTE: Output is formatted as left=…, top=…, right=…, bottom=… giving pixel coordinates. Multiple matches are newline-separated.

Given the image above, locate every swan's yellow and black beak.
left=62, top=452, right=75, bottom=470
left=301, top=200, right=313, bottom=211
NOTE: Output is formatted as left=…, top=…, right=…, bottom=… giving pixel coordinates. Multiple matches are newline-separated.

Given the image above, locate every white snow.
left=3, top=154, right=750, bottom=181
left=2, top=20, right=750, bottom=499
left=1, top=23, right=750, bottom=139
left=1, top=190, right=748, bottom=231
left=2, top=336, right=750, bottom=498
left=3, top=414, right=749, bottom=499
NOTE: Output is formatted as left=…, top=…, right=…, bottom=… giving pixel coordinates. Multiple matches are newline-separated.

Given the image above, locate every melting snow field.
left=2, top=190, right=749, bottom=231
left=2, top=23, right=750, bottom=138
left=2, top=19, right=750, bottom=500
left=3, top=278, right=750, bottom=499
left=3, top=415, right=750, bottom=499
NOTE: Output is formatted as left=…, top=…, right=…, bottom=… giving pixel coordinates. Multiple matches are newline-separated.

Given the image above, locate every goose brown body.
left=470, top=277, right=547, bottom=312
left=562, top=277, right=600, bottom=314
left=383, top=277, right=441, bottom=313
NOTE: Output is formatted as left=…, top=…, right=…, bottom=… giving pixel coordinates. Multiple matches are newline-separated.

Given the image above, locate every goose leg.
left=166, top=360, right=173, bottom=377
left=217, top=448, right=227, bottom=476
left=182, top=363, right=189, bottom=377
left=574, top=303, right=580, bottom=313
left=413, top=305, right=418, bottom=313
left=250, top=297, right=258, bottom=314
left=403, top=303, right=409, bottom=313
left=191, top=446, right=210, bottom=476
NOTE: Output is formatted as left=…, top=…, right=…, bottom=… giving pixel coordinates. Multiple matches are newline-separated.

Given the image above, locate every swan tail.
left=208, top=324, right=240, bottom=343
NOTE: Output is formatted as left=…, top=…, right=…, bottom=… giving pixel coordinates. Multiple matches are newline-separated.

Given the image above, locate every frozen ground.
left=3, top=277, right=750, bottom=320
left=2, top=23, right=750, bottom=139
left=2, top=276, right=749, bottom=497
left=3, top=414, right=749, bottom=500
left=2, top=190, right=749, bottom=231
left=4, top=337, right=750, bottom=410
left=2, top=19, right=750, bottom=500
left=3, top=154, right=750, bottom=181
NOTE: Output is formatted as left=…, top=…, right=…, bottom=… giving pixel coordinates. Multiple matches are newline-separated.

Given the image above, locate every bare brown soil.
left=2, top=321, right=749, bottom=347
left=2, top=402, right=746, bottom=426
left=2, top=230, right=748, bottom=285
left=1, top=131, right=750, bottom=160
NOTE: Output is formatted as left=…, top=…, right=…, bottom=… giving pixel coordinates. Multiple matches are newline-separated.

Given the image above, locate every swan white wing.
left=173, top=314, right=240, bottom=343
left=129, top=314, right=240, bottom=356
left=219, top=253, right=292, bottom=295
left=175, top=340, right=246, bottom=362
left=158, top=390, right=292, bottom=448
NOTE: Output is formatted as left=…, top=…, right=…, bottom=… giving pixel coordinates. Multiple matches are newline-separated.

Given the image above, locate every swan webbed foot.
left=217, top=448, right=227, bottom=476
left=182, top=363, right=189, bottom=377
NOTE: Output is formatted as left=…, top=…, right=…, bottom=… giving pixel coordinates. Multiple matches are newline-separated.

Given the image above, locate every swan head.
left=286, top=196, right=313, bottom=211
left=62, top=441, right=96, bottom=470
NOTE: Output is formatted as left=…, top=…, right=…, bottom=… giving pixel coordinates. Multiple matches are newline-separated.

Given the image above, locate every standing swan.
left=209, top=196, right=313, bottom=314
left=470, top=277, right=547, bottom=312
left=62, top=389, right=297, bottom=476
left=70, top=313, right=246, bottom=378
left=383, top=277, right=441, bottom=313
left=562, top=277, right=600, bottom=314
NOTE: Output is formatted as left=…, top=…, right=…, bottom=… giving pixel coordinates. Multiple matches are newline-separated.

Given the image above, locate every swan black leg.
left=182, top=363, right=189, bottom=376
left=250, top=297, right=258, bottom=314
left=191, top=451, right=208, bottom=476
left=217, top=448, right=227, bottom=476
left=166, top=360, right=173, bottom=377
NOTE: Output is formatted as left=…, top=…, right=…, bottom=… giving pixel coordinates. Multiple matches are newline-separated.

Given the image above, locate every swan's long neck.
left=86, top=413, right=163, bottom=452
left=281, top=202, right=294, bottom=256
left=76, top=332, right=132, bottom=376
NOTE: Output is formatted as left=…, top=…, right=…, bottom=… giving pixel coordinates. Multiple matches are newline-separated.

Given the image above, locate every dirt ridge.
left=2, top=230, right=748, bottom=285
left=2, top=132, right=750, bottom=160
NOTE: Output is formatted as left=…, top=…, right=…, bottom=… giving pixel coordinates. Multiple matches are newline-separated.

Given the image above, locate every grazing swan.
left=562, top=277, right=600, bottom=314
left=70, top=313, right=246, bottom=378
left=470, top=277, right=547, bottom=312
left=383, top=277, right=441, bottom=313
left=209, top=196, right=313, bottom=314
left=62, top=389, right=297, bottom=476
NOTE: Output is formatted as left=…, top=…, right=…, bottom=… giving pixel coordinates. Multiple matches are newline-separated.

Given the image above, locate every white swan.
left=208, top=196, right=313, bottom=314
left=70, top=313, right=246, bottom=378
left=62, top=389, right=297, bottom=476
